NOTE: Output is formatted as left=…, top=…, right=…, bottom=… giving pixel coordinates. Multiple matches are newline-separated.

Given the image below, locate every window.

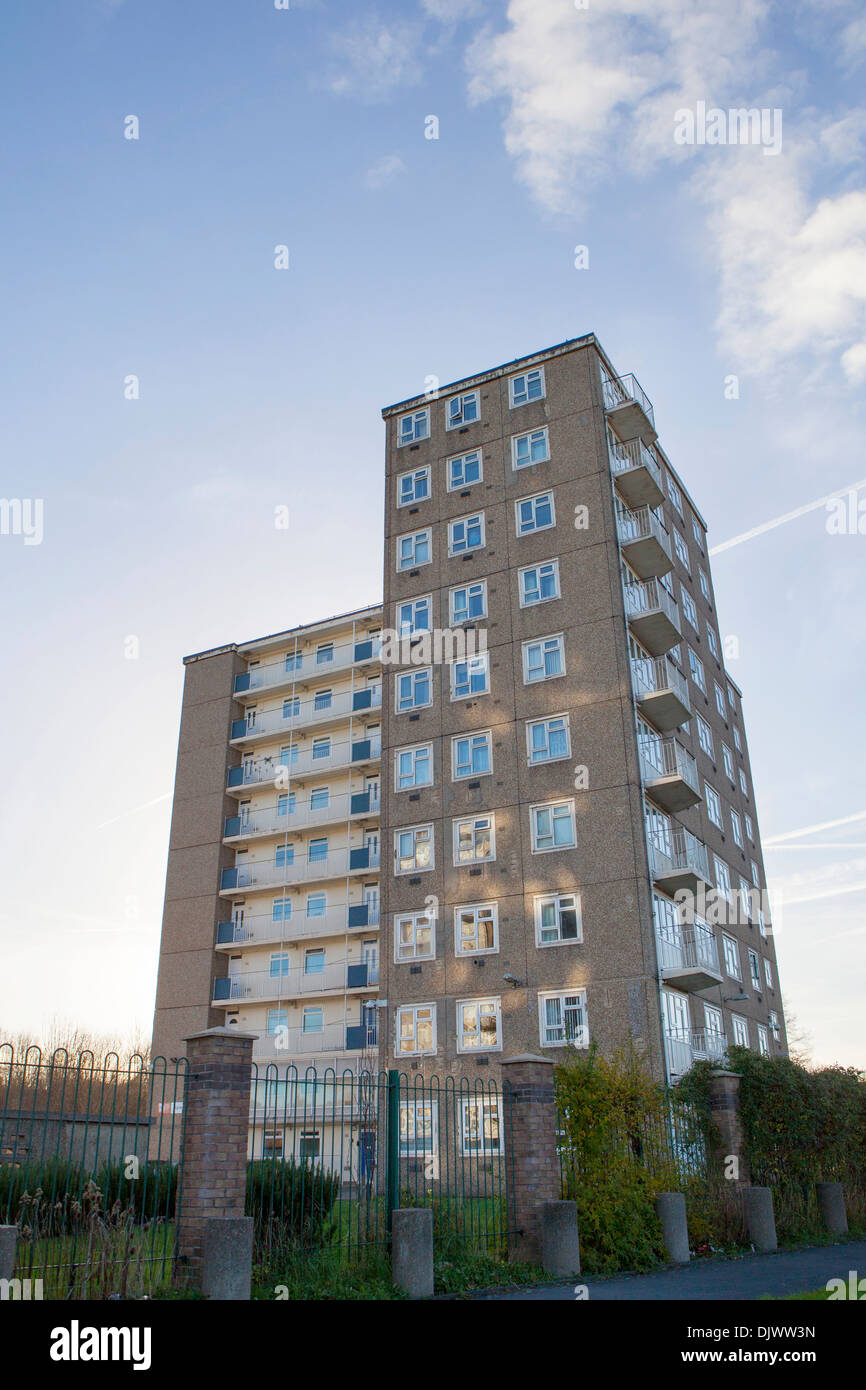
left=311, top=736, right=330, bottom=761
left=279, top=744, right=299, bottom=767
left=531, top=800, right=576, bottom=852
left=447, top=449, right=482, bottom=490
left=733, top=723, right=742, bottom=752
left=704, top=782, right=722, bottom=828
left=449, top=511, right=485, bottom=555
left=395, top=911, right=434, bottom=962
left=269, top=951, right=290, bottom=978
left=396, top=668, right=432, bottom=712
left=738, top=877, right=752, bottom=924
left=397, top=408, right=430, bottom=446
left=731, top=810, right=743, bottom=848
left=396, top=595, right=432, bottom=638
left=396, top=1004, right=436, bottom=1056
left=714, top=682, right=727, bottom=719
left=298, top=1131, right=320, bottom=1159
left=309, top=786, right=329, bottom=810
left=519, top=559, right=560, bottom=606
left=726, top=683, right=738, bottom=713
left=699, top=568, right=711, bottom=603
left=394, top=824, right=434, bottom=874
left=673, top=531, right=690, bottom=572
left=512, top=427, right=549, bottom=469
left=697, top=714, right=714, bottom=759
left=722, top=744, right=735, bottom=782
left=668, top=476, right=684, bottom=517
left=313, top=688, right=332, bottom=712
left=304, top=948, right=325, bottom=975
left=397, top=465, right=431, bottom=506
left=539, top=991, right=588, bottom=1048
left=446, top=391, right=479, bottom=429
left=522, top=633, right=565, bottom=683
left=457, top=997, right=501, bottom=1051
left=306, top=893, right=326, bottom=917
left=722, top=934, right=740, bottom=979
left=688, top=647, right=706, bottom=693
left=316, top=643, right=333, bottom=666
left=526, top=714, right=570, bottom=764
left=275, top=844, right=295, bottom=867
left=706, top=624, right=719, bottom=660
left=395, top=743, right=433, bottom=790
left=764, top=957, right=773, bottom=989
left=308, top=838, right=328, bottom=863
left=744, top=813, right=754, bottom=842
left=277, top=792, right=295, bottom=817
left=396, top=528, right=431, bottom=571
left=743, top=949, right=759, bottom=991
left=769, top=1009, right=780, bottom=1040
left=757, top=1024, right=770, bottom=1056
left=454, top=903, right=498, bottom=955
left=681, top=588, right=697, bottom=630
left=450, top=654, right=490, bottom=699
left=509, top=367, right=545, bottom=406
left=535, top=892, right=582, bottom=946
left=731, top=1015, right=749, bottom=1048
left=704, top=1003, right=725, bottom=1044
left=751, top=859, right=760, bottom=888
left=450, top=580, right=486, bottom=625
left=302, top=1006, right=324, bottom=1033
left=272, top=897, right=292, bottom=922
left=739, top=768, right=748, bottom=798
left=692, top=518, right=704, bottom=550
left=453, top=814, right=495, bottom=864
left=452, top=731, right=492, bottom=779
left=461, top=1097, right=502, bottom=1154
left=284, top=652, right=302, bottom=672
left=516, top=490, right=555, bottom=535
left=283, top=697, right=300, bottom=718
left=400, top=1099, right=437, bottom=1157
left=714, top=856, right=732, bottom=901
left=267, top=1009, right=288, bottom=1035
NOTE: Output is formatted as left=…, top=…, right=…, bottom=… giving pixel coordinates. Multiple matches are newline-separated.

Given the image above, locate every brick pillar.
left=501, top=1054, right=560, bottom=1266
left=706, top=1069, right=750, bottom=1185
left=175, top=1027, right=257, bottom=1290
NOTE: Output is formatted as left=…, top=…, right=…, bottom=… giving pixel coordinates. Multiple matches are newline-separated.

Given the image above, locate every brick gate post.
left=501, top=1054, right=560, bottom=1266
left=705, top=1069, right=750, bottom=1185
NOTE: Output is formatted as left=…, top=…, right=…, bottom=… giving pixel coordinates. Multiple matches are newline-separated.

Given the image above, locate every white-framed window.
left=699, top=568, right=711, bottom=603
left=692, top=518, right=704, bottom=550
left=446, top=391, right=480, bottom=430
left=733, top=723, right=742, bottom=752
left=744, top=812, right=754, bottom=842
left=396, top=595, right=432, bottom=638
left=311, top=736, right=331, bottom=761
left=269, top=951, right=290, bottom=978
left=396, top=667, right=432, bottom=712
left=395, top=742, right=433, bottom=791
left=267, top=1009, right=288, bottom=1035
left=453, top=814, right=495, bottom=864
left=449, top=580, right=487, bottom=625
left=309, top=786, right=330, bottom=810
left=302, top=1005, right=324, bottom=1033
left=447, top=449, right=482, bottom=491
left=722, top=744, right=735, bottom=782
left=539, top=990, right=588, bottom=1048
left=714, top=855, right=732, bottom=900
left=396, top=1003, right=436, bottom=1056
left=397, top=408, right=430, bottom=447
left=688, top=647, right=706, bottom=693
left=522, top=633, right=565, bottom=683
left=750, top=859, right=761, bottom=888
left=722, top=934, right=741, bottom=979
left=704, top=782, right=722, bottom=828
left=673, top=531, right=690, bottom=572
left=531, top=799, right=576, bottom=852
left=395, top=911, right=435, bottom=962
left=769, top=1010, right=780, bottom=1041
left=316, top=642, right=334, bottom=665
left=757, top=1024, right=770, bottom=1056
left=704, top=1002, right=725, bottom=1044
left=764, top=957, right=773, bottom=989
left=397, top=465, right=431, bottom=506
left=452, top=730, right=492, bottom=780
left=526, top=714, right=570, bottom=764
left=668, top=476, right=684, bottom=517
left=519, top=559, right=560, bottom=606
left=739, top=768, right=748, bottom=798
left=394, top=823, right=434, bottom=874
left=399, top=1098, right=438, bottom=1156
left=731, top=1014, right=749, bottom=1048
left=457, top=997, right=502, bottom=1052
left=746, top=948, right=760, bottom=990
left=758, top=906, right=767, bottom=938
left=726, top=682, right=738, bottom=713
left=454, top=902, right=498, bottom=955
left=681, top=588, right=698, bottom=630
left=512, top=426, right=549, bottom=469
left=534, top=891, right=582, bottom=946
left=714, top=681, right=727, bottom=719
left=509, top=367, right=545, bottom=407
left=738, top=877, right=752, bottom=924
left=697, top=714, right=714, bottom=759
left=306, top=892, right=327, bottom=918
left=515, top=490, right=555, bottom=536
left=461, top=1097, right=503, bottom=1154
left=706, top=624, right=719, bottom=660
left=731, top=810, right=743, bottom=849
left=313, top=687, right=332, bottom=712
left=396, top=528, right=431, bottom=571
left=449, top=510, right=485, bottom=556
left=450, top=654, right=490, bottom=699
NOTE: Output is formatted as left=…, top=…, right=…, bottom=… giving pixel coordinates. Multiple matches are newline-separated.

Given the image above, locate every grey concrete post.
left=201, top=1217, right=254, bottom=1300
left=391, top=1208, right=434, bottom=1298
left=743, top=1185, right=777, bottom=1252
left=541, top=1201, right=581, bottom=1277
left=816, top=1182, right=848, bottom=1237
left=0, top=1226, right=16, bottom=1282
left=655, top=1192, right=690, bottom=1264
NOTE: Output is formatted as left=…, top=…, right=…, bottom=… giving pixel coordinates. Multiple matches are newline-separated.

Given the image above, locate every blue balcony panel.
left=231, top=718, right=247, bottom=740
left=351, top=740, right=371, bottom=762
left=347, top=964, right=369, bottom=989
left=346, top=1024, right=377, bottom=1050
left=220, top=868, right=239, bottom=891
left=354, top=641, right=373, bottom=662
left=347, top=904, right=369, bottom=928
left=349, top=848, right=370, bottom=871
left=227, top=766, right=244, bottom=788
left=224, top=816, right=241, bottom=839
left=350, top=792, right=371, bottom=815
left=233, top=673, right=251, bottom=694
left=216, top=922, right=235, bottom=945
left=213, top=978, right=232, bottom=1001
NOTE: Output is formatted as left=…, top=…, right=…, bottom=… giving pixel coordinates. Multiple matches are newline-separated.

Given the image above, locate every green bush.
left=247, top=1158, right=340, bottom=1250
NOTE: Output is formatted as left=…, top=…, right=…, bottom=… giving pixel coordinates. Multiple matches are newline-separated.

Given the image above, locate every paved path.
left=480, top=1240, right=866, bottom=1300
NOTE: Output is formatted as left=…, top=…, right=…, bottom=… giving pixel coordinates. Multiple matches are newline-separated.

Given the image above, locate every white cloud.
left=364, top=153, right=407, bottom=189
left=327, top=16, right=423, bottom=100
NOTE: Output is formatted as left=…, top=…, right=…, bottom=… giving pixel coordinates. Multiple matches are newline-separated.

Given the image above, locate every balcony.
left=212, top=960, right=377, bottom=1006
left=252, top=1023, right=375, bottom=1060
left=602, top=373, right=657, bottom=445
left=233, top=637, right=381, bottom=700
left=648, top=826, right=711, bottom=895
left=639, top=736, right=701, bottom=813
left=220, top=846, right=381, bottom=895
left=623, top=577, right=681, bottom=656
left=607, top=431, right=664, bottom=510
left=630, top=655, right=690, bottom=731
left=215, top=903, right=380, bottom=950
left=616, top=505, right=672, bottom=580
left=656, top=921, right=723, bottom=992
left=227, top=736, right=382, bottom=793
left=224, top=789, right=379, bottom=844
left=231, top=685, right=382, bottom=745
left=664, top=1027, right=727, bottom=1081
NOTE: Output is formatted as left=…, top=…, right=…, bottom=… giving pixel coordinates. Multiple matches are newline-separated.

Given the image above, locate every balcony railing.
left=639, top=736, right=700, bottom=797
left=648, top=825, right=710, bottom=888
left=616, top=504, right=672, bottom=575
left=220, top=846, right=381, bottom=893
left=623, top=577, right=681, bottom=655
left=224, top=789, right=380, bottom=841
left=231, top=685, right=382, bottom=742
left=631, top=654, right=689, bottom=709
left=227, top=737, right=382, bottom=792
left=664, top=1026, right=727, bottom=1077
left=213, top=960, right=377, bottom=1003
left=602, top=373, right=656, bottom=429
left=234, top=637, right=381, bottom=697
left=252, top=1023, right=377, bottom=1058
left=216, top=903, right=380, bottom=949
left=656, top=921, right=720, bottom=977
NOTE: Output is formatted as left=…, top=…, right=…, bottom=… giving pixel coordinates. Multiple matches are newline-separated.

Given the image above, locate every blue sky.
left=1, top=0, right=864, bottom=1064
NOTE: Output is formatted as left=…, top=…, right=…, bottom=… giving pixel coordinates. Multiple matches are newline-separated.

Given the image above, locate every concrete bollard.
left=655, top=1192, right=690, bottom=1264
left=200, top=1217, right=254, bottom=1300
left=816, top=1182, right=848, bottom=1237
left=541, top=1201, right=581, bottom=1277
left=392, top=1208, right=434, bottom=1298
left=0, top=1227, right=16, bottom=1282
left=743, top=1186, right=777, bottom=1252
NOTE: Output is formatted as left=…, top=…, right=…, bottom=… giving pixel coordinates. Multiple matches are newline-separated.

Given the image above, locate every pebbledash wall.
left=151, top=333, right=787, bottom=1127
